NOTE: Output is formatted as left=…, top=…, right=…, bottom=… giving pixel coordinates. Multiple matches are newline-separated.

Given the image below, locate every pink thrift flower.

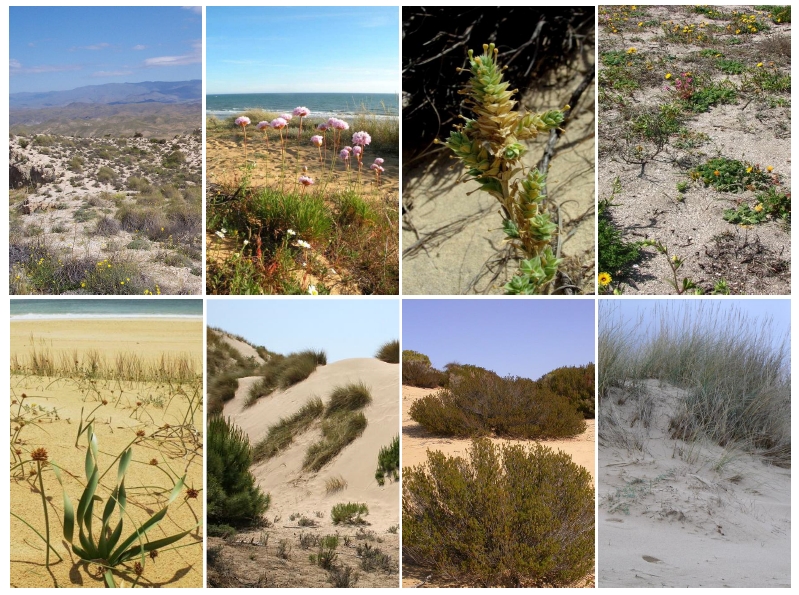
left=343, top=146, right=352, bottom=153
left=280, top=113, right=293, bottom=121
left=317, top=122, right=329, bottom=131
left=327, top=117, right=349, bottom=131
left=271, top=118, right=287, bottom=129
left=340, top=149, right=350, bottom=160
left=370, top=163, right=384, bottom=172
left=352, top=131, right=372, bottom=146
left=299, top=175, right=314, bottom=187
left=293, top=106, right=310, bottom=117
left=256, top=121, right=270, bottom=130
left=352, top=146, right=362, bottom=156
left=235, top=116, right=251, bottom=127
left=373, top=157, right=384, bottom=165
left=310, top=135, right=324, bottom=147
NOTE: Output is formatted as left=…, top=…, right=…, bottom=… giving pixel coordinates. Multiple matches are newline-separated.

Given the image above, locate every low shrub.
left=410, top=369, right=586, bottom=439
left=403, top=439, right=594, bottom=587
left=208, top=416, right=270, bottom=527
left=331, top=502, right=369, bottom=525
left=327, top=564, right=359, bottom=587
left=357, top=543, right=393, bottom=573
left=402, top=360, right=445, bottom=388
left=375, top=340, right=400, bottom=364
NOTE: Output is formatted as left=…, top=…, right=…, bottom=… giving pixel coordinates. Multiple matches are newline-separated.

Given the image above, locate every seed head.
left=31, top=448, right=49, bottom=462
left=149, top=458, right=158, bottom=466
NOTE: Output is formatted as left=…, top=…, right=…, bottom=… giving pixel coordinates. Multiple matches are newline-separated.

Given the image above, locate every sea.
left=206, top=92, right=399, bottom=120
left=10, top=299, right=203, bottom=320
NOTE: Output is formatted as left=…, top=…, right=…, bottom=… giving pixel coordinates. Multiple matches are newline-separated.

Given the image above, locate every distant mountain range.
left=10, top=80, right=201, bottom=109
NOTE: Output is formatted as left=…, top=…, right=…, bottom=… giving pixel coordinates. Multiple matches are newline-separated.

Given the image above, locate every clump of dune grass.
left=375, top=340, right=399, bottom=364
left=599, top=302, right=791, bottom=465
left=246, top=349, right=326, bottom=405
left=252, top=398, right=324, bottom=461
left=325, top=475, right=348, bottom=494
left=11, top=343, right=199, bottom=384
left=375, top=436, right=399, bottom=486
left=325, top=382, right=372, bottom=416
left=304, top=411, right=368, bottom=472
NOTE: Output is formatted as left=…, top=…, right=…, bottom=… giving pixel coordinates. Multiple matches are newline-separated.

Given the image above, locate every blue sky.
left=206, top=6, right=399, bottom=94
left=207, top=298, right=399, bottom=363
left=402, top=300, right=595, bottom=380
left=599, top=299, right=791, bottom=353
left=9, top=7, right=201, bottom=93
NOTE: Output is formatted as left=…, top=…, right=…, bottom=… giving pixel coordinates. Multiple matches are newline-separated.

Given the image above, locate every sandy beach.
left=401, top=385, right=596, bottom=587
left=10, top=317, right=203, bottom=588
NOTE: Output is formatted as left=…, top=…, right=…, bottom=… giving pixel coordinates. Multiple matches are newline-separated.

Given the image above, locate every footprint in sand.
left=642, top=555, right=662, bottom=564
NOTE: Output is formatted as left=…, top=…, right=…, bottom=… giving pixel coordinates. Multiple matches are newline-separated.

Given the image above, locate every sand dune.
left=212, top=357, right=400, bottom=588
left=598, top=380, right=790, bottom=587
left=225, top=358, right=400, bottom=530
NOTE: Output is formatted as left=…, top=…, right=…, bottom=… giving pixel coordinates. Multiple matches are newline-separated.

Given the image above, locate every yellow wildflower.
left=754, top=204, right=764, bottom=212
left=767, top=165, right=774, bottom=172
left=665, top=73, right=672, bottom=80
left=757, top=62, right=763, bottom=67
left=598, top=272, right=612, bottom=286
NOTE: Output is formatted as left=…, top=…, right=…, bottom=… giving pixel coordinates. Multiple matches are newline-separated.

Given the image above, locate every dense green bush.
left=538, top=364, right=595, bottom=419
left=410, top=368, right=586, bottom=439
left=375, top=436, right=400, bottom=485
left=208, top=416, right=270, bottom=527
left=330, top=502, right=369, bottom=525
left=598, top=198, right=641, bottom=279
left=375, top=340, right=400, bottom=364
left=403, top=439, right=594, bottom=587
left=402, top=360, right=445, bottom=388
left=402, top=350, right=432, bottom=366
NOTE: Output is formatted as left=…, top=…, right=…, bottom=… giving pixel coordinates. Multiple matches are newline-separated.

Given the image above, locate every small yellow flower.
left=713, top=170, right=721, bottom=176
left=120, top=281, right=125, bottom=286
left=665, top=73, right=672, bottom=80
left=746, top=166, right=753, bottom=173
left=81, top=282, right=86, bottom=288
left=754, top=204, right=764, bottom=212
left=598, top=272, right=612, bottom=286
left=767, top=165, right=774, bottom=172
left=757, top=62, right=764, bottom=68
left=627, top=47, right=637, bottom=54
left=638, top=21, right=643, bottom=27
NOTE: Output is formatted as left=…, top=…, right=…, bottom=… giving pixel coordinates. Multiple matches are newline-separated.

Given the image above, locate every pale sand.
left=11, top=319, right=202, bottom=363
left=225, top=358, right=400, bottom=531
left=10, top=318, right=203, bottom=588
left=401, top=385, right=596, bottom=588
left=598, top=380, right=790, bottom=587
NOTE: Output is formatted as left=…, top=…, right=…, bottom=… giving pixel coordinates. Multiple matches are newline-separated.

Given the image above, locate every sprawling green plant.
left=54, top=425, right=197, bottom=588
left=443, top=43, right=567, bottom=294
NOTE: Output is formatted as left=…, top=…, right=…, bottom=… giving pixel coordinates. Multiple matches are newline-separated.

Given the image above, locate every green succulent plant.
left=54, top=424, right=197, bottom=587
left=443, top=43, right=568, bottom=294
